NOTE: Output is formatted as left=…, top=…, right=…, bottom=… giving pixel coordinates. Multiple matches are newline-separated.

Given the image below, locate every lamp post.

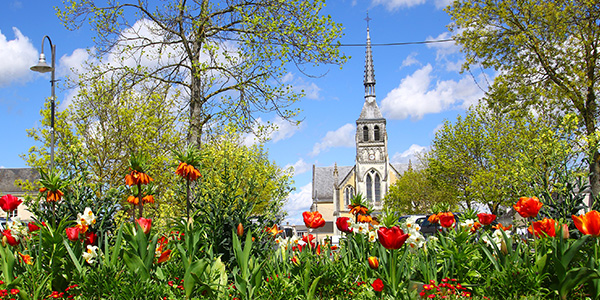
left=30, top=36, right=56, bottom=171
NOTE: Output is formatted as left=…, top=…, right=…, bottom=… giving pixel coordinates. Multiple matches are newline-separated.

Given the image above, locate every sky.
left=0, top=0, right=490, bottom=225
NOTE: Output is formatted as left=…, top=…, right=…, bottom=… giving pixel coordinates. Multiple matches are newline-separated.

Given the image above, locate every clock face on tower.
left=369, top=154, right=375, bottom=160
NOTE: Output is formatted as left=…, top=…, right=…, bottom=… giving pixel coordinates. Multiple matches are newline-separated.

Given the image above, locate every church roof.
left=0, top=168, right=39, bottom=196
left=312, top=163, right=409, bottom=202
left=358, top=100, right=384, bottom=120
left=312, top=165, right=353, bottom=202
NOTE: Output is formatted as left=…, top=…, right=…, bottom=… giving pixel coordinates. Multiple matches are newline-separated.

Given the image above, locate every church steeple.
left=364, top=13, right=376, bottom=102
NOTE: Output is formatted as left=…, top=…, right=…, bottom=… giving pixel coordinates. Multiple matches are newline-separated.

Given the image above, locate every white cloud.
left=59, top=48, right=92, bottom=78
left=310, top=123, right=355, bottom=156
left=434, top=0, right=452, bottom=9
left=0, top=27, right=37, bottom=87
left=391, top=144, right=427, bottom=164
left=380, top=64, right=484, bottom=120
left=283, top=183, right=313, bottom=225
left=372, top=0, right=426, bottom=10
left=282, top=72, right=321, bottom=100
left=242, top=116, right=302, bottom=146
left=285, top=158, right=310, bottom=176
left=401, top=52, right=419, bottom=68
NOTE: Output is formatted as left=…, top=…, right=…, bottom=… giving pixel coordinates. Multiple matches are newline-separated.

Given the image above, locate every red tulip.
left=377, top=226, right=409, bottom=250
left=302, top=211, right=326, bottom=229
left=336, top=217, right=352, bottom=233
left=528, top=218, right=557, bottom=238
left=66, top=227, right=80, bottom=241
left=85, top=232, right=98, bottom=245
left=368, top=256, right=379, bottom=269
left=157, top=249, right=171, bottom=264
left=2, top=229, right=19, bottom=246
left=572, top=210, right=600, bottom=237
left=137, top=218, right=152, bottom=234
left=0, top=194, right=22, bottom=213
left=372, top=278, right=384, bottom=292
left=477, top=213, right=497, bottom=226
left=28, top=222, right=41, bottom=232
left=302, top=234, right=316, bottom=248
left=513, top=196, right=543, bottom=218
left=438, top=212, right=455, bottom=228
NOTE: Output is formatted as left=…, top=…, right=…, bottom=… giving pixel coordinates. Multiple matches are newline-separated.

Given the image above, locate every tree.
left=57, top=0, right=346, bottom=147
left=425, top=103, right=576, bottom=215
left=447, top=0, right=600, bottom=197
left=384, top=162, right=457, bottom=215
left=194, top=128, right=293, bottom=215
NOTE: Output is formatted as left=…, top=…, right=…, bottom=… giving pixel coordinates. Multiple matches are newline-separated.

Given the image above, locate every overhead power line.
left=338, top=38, right=455, bottom=47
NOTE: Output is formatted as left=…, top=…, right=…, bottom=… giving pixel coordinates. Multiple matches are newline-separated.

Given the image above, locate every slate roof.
left=312, top=165, right=353, bottom=202
left=0, top=168, right=39, bottom=196
left=312, top=163, right=410, bottom=202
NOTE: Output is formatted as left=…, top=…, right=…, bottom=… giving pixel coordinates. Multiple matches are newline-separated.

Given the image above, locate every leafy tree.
left=193, top=128, right=294, bottom=215
left=384, top=161, right=457, bottom=215
left=426, top=103, right=577, bottom=215
left=57, top=0, right=346, bottom=146
left=447, top=0, right=600, bottom=197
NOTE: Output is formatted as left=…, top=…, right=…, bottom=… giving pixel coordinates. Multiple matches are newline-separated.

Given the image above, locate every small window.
left=374, top=125, right=380, bottom=141
left=363, top=125, right=369, bottom=141
left=375, top=173, right=381, bottom=203
left=344, top=186, right=355, bottom=206
left=366, top=174, right=372, bottom=201
left=7, top=210, right=17, bottom=219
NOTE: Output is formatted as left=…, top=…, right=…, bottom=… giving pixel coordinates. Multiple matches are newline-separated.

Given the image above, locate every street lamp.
left=30, top=36, right=56, bottom=171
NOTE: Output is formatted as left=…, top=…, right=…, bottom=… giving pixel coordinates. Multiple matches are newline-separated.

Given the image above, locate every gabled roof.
left=312, top=165, right=354, bottom=201
left=358, top=100, right=384, bottom=120
left=0, top=168, right=39, bottom=196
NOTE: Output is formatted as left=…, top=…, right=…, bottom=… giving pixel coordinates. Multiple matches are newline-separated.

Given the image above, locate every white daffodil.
left=78, top=207, right=97, bottom=228
left=367, top=230, right=377, bottom=242
left=482, top=229, right=509, bottom=249
left=407, top=231, right=425, bottom=252
left=82, top=245, right=99, bottom=264
left=352, top=222, right=368, bottom=235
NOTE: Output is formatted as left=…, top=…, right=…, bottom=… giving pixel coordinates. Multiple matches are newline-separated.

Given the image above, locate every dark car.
left=398, top=213, right=465, bottom=236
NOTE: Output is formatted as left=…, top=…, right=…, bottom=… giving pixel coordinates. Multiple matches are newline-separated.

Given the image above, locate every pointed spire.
left=364, top=12, right=375, bottom=101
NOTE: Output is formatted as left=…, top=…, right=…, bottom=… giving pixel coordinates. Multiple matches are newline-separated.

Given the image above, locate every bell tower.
left=355, top=16, right=389, bottom=207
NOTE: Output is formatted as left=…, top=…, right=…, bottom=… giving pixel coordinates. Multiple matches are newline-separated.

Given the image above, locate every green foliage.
left=56, top=0, right=347, bottom=146
left=384, top=164, right=454, bottom=215
left=447, top=0, right=600, bottom=198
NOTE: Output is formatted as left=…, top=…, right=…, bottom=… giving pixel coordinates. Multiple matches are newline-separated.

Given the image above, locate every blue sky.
left=0, top=0, right=490, bottom=225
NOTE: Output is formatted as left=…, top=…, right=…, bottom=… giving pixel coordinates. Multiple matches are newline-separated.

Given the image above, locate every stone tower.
left=355, top=26, right=389, bottom=208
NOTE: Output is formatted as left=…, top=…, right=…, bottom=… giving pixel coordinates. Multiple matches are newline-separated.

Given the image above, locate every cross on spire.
left=365, top=11, right=371, bottom=28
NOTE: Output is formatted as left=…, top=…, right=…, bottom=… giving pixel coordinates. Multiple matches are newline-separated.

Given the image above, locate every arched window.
left=374, top=173, right=381, bottom=203
left=363, top=125, right=369, bottom=141
left=344, top=186, right=354, bottom=206
left=366, top=174, right=372, bottom=201
left=374, top=125, right=380, bottom=141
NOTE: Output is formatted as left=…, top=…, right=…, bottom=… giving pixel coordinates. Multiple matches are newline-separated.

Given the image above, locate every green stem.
left=137, top=182, right=143, bottom=219
left=186, top=179, right=190, bottom=221
left=391, top=249, right=397, bottom=296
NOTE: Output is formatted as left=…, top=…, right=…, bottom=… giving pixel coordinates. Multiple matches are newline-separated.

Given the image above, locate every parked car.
left=398, top=213, right=466, bottom=236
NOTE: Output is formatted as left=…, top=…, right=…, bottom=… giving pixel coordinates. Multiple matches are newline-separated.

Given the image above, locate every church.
left=310, top=25, right=409, bottom=237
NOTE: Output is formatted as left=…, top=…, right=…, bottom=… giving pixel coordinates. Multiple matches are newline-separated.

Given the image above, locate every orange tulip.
left=266, top=224, right=283, bottom=237
left=368, top=256, right=379, bottom=269
left=513, top=197, right=543, bottom=218
left=493, top=223, right=513, bottom=231
left=157, top=249, right=171, bottom=264
left=18, top=252, right=33, bottom=265
left=470, top=221, right=482, bottom=233
left=428, top=213, right=439, bottom=224
left=302, top=211, right=326, bottom=229
left=237, top=223, right=244, bottom=237
left=572, top=210, right=600, bottom=237
left=528, top=218, right=557, bottom=238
